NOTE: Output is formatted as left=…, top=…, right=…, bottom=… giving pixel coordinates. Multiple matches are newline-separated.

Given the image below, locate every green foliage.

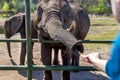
left=2, top=2, right=9, bottom=11
left=88, top=0, right=111, bottom=14
left=0, top=0, right=112, bottom=17
left=15, top=1, right=25, bottom=13
left=0, top=0, right=16, bottom=17
left=79, top=0, right=112, bottom=15
left=0, top=0, right=39, bottom=17
left=1, top=2, right=10, bottom=17
left=30, top=0, right=38, bottom=12
left=0, top=27, right=4, bottom=34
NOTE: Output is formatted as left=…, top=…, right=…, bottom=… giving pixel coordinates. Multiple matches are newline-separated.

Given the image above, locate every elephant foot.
left=19, top=62, right=24, bottom=65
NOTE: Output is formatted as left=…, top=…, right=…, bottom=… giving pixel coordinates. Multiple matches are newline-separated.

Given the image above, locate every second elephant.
left=4, top=13, right=37, bottom=65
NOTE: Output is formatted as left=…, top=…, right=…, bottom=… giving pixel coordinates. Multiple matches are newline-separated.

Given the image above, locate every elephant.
left=4, top=13, right=60, bottom=65
left=4, top=13, right=37, bottom=65
left=33, top=0, right=90, bottom=80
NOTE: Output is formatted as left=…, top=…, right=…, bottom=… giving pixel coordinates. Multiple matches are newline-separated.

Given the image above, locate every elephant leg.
left=61, top=49, right=70, bottom=80
left=19, top=28, right=26, bottom=65
left=41, top=43, right=52, bottom=80
left=20, top=42, right=35, bottom=65
left=53, top=48, right=59, bottom=65
left=31, top=42, right=35, bottom=64
left=19, top=27, right=35, bottom=65
left=20, top=42, right=26, bottom=65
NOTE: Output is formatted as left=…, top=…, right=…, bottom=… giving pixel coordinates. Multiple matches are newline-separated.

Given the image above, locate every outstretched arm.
left=83, top=53, right=108, bottom=72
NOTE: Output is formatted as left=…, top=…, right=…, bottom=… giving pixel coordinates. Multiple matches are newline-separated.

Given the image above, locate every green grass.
left=86, top=15, right=120, bottom=40
left=0, top=27, right=4, bottom=34
left=86, top=28, right=119, bottom=40
left=0, top=18, right=5, bottom=34
left=84, top=15, right=120, bottom=50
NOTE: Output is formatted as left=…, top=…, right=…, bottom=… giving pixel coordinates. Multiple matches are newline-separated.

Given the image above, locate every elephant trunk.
left=5, top=34, right=12, bottom=58
left=40, top=17, right=81, bottom=52
left=6, top=42, right=12, bottom=58
left=44, top=19, right=82, bottom=66
left=4, top=22, right=12, bottom=58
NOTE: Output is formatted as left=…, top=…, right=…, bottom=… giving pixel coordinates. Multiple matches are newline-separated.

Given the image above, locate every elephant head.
left=34, top=0, right=82, bottom=56
left=4, top=13, right=25, bottom=58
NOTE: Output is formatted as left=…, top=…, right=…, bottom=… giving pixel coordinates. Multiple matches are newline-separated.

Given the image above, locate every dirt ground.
left=0, top=34, right=110, bottom=80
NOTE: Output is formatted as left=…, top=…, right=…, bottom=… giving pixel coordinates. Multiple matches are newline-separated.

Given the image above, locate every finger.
left=85, top=57, right=92, bottom=64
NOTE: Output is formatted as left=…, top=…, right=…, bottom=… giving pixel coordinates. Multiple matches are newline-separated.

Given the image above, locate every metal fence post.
left=25, top=0, right=32, bottom=80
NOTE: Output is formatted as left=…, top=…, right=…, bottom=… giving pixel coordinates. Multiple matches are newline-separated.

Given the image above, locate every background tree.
left=0, top=0, right=39, bottom=17
left=78, top=0, right=111, bottom=14
left=0, top=0, right=111, bottom=17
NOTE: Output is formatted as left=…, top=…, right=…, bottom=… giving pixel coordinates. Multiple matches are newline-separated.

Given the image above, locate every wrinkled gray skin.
left=4, top=13, right=37, bottom=65
left=34, top=0, right=90, bottom=80
left=53, top=3, right=91, bottom=66
left=4, top=13, right=60, bottom=65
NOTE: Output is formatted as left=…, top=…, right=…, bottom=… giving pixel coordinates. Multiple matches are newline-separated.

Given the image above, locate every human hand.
left=83, top=53, right=101, bottom=64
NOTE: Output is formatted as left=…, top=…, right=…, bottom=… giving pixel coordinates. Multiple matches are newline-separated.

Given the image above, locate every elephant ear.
left=7, top=13, right=24, bottom=36
left=33, top=7, right=43, bottom=30
left=33, top=11, right=39, bottom=30
left=79, top=8, right=90, bottom=39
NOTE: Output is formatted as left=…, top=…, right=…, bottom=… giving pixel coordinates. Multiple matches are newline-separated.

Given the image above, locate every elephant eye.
left=62, top=4, right=70, bottom=15
left=65, top=10, right=69, bottom=15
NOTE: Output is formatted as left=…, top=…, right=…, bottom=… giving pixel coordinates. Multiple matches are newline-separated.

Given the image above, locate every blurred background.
left=0, top=0, right=112, bottom=33
left=0, top=0, right=111, bottom=17
left=0, top=0, right=119, bottom=80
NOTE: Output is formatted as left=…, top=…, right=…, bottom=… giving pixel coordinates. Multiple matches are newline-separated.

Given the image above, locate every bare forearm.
left=92, top=59, right=108, bottom=72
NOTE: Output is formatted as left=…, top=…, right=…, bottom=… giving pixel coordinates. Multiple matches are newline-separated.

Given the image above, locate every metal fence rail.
left=0, top=0, right=113, bottom=80
left=0, top=65, right=98, bottom=71
left=0, top=39, right=114, bottom=43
